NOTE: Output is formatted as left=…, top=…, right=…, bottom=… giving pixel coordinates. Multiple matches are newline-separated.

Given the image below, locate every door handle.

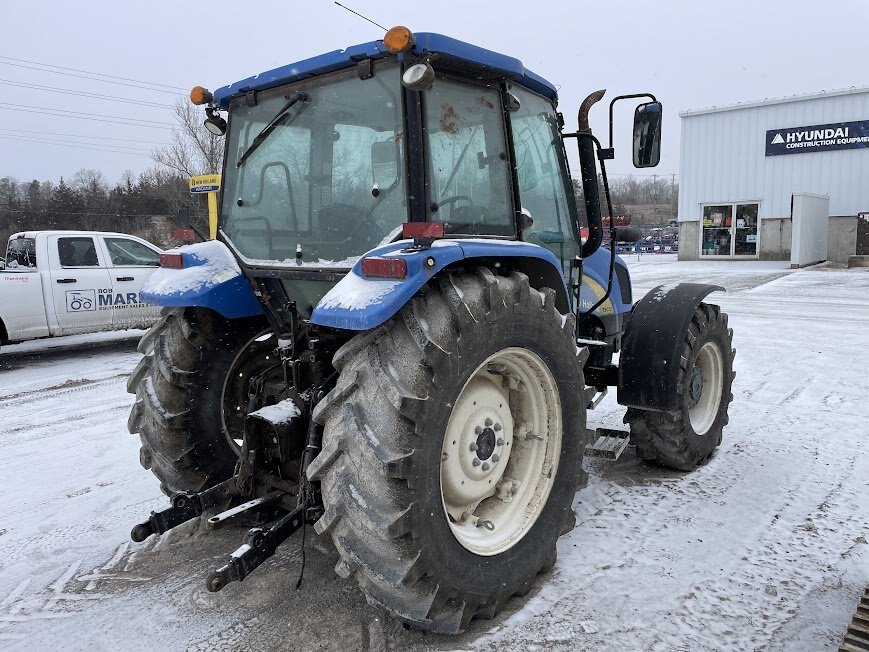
left=116, top=276, right=135, bottom=281
left=56, top=278, right=77, bottom=283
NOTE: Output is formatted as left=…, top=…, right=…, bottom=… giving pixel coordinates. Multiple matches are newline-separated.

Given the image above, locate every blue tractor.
left=128, top=27, right=734, bottom=633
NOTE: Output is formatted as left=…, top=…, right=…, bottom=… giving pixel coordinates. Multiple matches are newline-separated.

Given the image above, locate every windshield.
left=221, top=62, right=406, bottom=267
left=5, top=237, right=37, bottom=269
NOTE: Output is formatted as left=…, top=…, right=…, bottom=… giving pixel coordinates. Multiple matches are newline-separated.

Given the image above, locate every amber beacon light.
left=383, top=26, right=414, bottom=54
left=190, top=86, right=213, bottom=105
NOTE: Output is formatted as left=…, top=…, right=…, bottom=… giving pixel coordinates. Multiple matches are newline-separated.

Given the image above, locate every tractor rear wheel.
left=308, top=268, right=586, bottom=633
left=127, top=307, right=274, bottom=495
left=625, top=302, right=735, bottom=471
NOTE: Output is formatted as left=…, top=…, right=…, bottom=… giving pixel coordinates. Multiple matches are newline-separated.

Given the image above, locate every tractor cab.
left=193, top=28, right=592, bottom=312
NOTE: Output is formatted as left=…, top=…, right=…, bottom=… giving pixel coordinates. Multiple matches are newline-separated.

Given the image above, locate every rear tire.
left=625, top=302, right=735, bottom=471
left=308, top=268, right=586, bottom=633
left=127, top=307, right=273, bottom=495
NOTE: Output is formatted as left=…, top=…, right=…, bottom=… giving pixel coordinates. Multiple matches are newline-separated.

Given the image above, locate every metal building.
left=677, top=86, right=869, bottom=265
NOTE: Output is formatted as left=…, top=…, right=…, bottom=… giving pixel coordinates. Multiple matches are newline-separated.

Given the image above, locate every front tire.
left=308, top=268, right=586, bottom=633
left=127, top=307, right=274, bottom=495
left=626, top=302, right=735, bottom=471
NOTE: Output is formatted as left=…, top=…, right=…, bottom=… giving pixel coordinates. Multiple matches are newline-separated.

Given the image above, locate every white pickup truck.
left=1, top=231, right=163, bottom=346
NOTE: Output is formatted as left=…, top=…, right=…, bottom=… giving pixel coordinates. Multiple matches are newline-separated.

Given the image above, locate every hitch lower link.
left=130, top=477, right=311, bottom=593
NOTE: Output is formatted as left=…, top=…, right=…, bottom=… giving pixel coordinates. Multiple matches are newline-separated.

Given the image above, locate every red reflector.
left=172, top=228, right=196, bottom=242
left=361, top=257, right=407, bottom=279
left=402, top=222, right=444, bottom=239
left=160, top=252, right=184, bottom=268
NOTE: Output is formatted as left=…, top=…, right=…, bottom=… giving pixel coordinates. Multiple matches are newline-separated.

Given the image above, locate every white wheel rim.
left=688, top=341, right=724, bottom=436
left=440, top=347, right=562, bottom=556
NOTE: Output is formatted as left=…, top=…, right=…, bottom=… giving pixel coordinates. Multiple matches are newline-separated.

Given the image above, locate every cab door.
left=48, top=235, right=113, bottom=334
left=97, top=235, right=162, bottom=328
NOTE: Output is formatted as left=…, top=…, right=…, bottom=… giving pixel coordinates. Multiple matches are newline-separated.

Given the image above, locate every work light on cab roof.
left=190, top=85, right=226, bottom=135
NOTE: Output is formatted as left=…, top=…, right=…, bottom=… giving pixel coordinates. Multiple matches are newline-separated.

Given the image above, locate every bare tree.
left=152, top=99, right=224, bottom=177
left=71, top=168, right=106, bottom=194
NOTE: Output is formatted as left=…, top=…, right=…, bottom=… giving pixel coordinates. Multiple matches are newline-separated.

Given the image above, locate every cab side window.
left=510, top=87, right=579, bottom=265
left=58, top=237, right=99, bottom=267
left=424, top=78, right=513, bottom=235
left=104, top=238, right=160, bottom=266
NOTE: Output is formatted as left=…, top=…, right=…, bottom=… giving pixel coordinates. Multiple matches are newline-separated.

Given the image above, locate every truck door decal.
left=98, top=289, right=143, bottom=309
left=65, top=289, right=96, bottom=312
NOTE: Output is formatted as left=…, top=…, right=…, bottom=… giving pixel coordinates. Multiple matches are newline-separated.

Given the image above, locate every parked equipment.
left=127, top=27, right=735, bottom=633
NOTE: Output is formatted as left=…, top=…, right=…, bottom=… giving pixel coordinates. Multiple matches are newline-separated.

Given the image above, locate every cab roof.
left=212, top=32, right=557, bottom=109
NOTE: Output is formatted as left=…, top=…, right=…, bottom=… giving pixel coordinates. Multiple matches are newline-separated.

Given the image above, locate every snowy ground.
left=1, top=256, right=867, bottom=651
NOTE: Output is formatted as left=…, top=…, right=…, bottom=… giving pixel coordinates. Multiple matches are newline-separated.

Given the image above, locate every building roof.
left=213, top=32, right=557, bottom=109
left=680, top=85, right=869, bottom=118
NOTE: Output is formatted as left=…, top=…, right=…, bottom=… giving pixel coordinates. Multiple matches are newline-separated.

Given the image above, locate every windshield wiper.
left=236, top=91, right=308, bottom=168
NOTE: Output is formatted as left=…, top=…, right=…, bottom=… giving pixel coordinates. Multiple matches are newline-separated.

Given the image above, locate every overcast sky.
left=2, top=0, right=867, bottom=186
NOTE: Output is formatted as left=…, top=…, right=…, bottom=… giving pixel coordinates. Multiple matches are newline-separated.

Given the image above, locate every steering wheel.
left=435, top=195, right=473, bottom=216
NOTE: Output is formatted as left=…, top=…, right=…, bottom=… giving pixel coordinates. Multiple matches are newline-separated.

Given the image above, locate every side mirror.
left=632, top=101, right=662, bottom=168
left=371, top=140, right=399, bottom=192
left=0, top=260, right=5, bottom=270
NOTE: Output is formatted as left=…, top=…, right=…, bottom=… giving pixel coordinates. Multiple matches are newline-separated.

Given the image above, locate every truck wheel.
left=127, top=307, right=274, bottom=495
left=625, top=302, right=734, bottom=471
left=308, top=268, right=586, bottom=633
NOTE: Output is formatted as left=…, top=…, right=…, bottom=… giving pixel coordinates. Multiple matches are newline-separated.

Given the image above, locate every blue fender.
left=310, top=239, right=567, bottom=331
left=141, top=241, right=263, bottom=320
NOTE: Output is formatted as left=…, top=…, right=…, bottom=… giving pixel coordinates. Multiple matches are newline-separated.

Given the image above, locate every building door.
left=701, top=202, right=759, bottom=257
left=857, top=213, right=869, bottom=256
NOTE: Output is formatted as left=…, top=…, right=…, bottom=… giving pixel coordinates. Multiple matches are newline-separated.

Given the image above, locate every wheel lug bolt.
left=475, top=426, right=483, bottom=435
left=469, top=442, right=478, bottom=451
left=485, top=418, right=493, bottom=427
left=497, top=438, right=504, bottom=446
left=472, top=458, right=481, bottom=467
left=482, top=462, right=490, bottom=471
left=492, top=454, right=500, bottom=463
left=494, top=423, right=502, bottom=432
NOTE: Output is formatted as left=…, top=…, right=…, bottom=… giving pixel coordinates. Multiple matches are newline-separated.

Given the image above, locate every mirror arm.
left=601, top=92, right=658, bottom=160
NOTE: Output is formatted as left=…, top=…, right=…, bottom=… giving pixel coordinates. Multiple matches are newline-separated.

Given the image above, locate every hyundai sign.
left=766, top=120, right=869, bottom=156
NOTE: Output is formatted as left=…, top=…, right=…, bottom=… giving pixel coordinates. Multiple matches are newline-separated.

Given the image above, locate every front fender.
left=310, top=239, right=567, bottom=331
left=617, top=283, right=725, bottom=411
left=141, top=241, right=263, bottom=320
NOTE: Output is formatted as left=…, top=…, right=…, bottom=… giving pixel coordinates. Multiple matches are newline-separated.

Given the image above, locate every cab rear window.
left=5, top=237, right=37, bottom=269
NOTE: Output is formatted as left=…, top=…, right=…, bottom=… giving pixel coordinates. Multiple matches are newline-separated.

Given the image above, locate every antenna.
left=334, top=2, right=387, bottom=31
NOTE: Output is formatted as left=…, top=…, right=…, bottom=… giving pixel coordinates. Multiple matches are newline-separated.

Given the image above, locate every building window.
left=701, top=202, right=759, bottom=256
left=734, top=204, right=759, bottom=255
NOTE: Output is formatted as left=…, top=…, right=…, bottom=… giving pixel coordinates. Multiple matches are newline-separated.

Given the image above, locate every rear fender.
left=310, top=239, right=568, bottom=331
left=140, top=241, right=263, bottom=320
left=617, top=283, right=725, bottom=411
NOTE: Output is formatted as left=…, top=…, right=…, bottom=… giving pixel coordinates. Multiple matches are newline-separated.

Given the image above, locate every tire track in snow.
left=0, top=374, right=127, bottom=407
left=656, top=447, right=867, bottom=651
